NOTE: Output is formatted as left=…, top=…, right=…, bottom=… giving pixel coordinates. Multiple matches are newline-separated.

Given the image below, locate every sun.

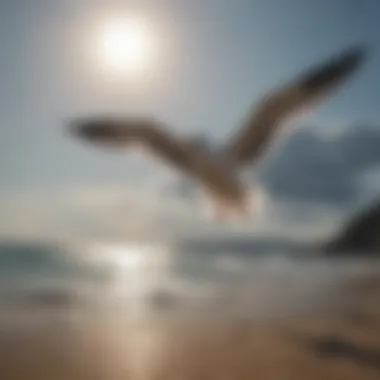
left=96, top=16, right=155, bottom=76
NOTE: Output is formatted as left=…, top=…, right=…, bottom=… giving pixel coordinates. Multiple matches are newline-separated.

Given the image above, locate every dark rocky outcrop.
left=322, top=201, right=380, bottom=255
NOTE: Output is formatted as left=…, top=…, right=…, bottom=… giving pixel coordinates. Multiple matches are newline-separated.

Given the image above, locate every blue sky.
left=0, top=0, right=380, bottom=240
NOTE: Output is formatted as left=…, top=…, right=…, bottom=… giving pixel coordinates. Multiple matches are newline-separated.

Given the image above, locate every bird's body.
left=68, top=44, right=368, bottom=220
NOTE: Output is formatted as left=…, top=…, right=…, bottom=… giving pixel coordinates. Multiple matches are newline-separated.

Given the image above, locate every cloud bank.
left=259, top=123, right=380, bottom=206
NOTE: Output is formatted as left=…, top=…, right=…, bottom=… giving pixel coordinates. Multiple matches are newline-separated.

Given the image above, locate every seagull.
left=68, top=45, right=368, bottom=220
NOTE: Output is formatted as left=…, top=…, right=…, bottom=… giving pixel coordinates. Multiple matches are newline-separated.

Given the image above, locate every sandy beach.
left=0, top=271, right=379, bottom=380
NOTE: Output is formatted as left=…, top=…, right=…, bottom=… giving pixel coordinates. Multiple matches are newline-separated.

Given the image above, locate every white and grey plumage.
left=68, top=45, right=368, bottom=220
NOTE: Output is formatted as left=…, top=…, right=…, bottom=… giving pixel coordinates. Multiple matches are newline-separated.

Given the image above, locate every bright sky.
left=0, top=0, right=379, bottom=240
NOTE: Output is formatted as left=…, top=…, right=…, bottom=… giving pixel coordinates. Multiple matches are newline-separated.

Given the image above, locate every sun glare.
left=97, top=16, right=156, bottom=76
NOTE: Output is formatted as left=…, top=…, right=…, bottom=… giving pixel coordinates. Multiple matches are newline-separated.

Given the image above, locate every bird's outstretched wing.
left=69, top=117, right=198, bottom=174
left=223, top=44, right=368, bottom=165
left=69, top=117, right=247, bottom=210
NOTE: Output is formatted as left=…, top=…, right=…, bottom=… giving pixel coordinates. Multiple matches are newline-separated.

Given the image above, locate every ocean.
left=0, top=239, right=379, bottom=318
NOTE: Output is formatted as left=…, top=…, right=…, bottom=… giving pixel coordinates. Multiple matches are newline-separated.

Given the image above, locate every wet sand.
left=0, top=274, right=379, bottom=380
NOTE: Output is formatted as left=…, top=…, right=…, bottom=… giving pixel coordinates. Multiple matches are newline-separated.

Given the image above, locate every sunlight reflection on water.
left=1, top=240, right=380, bottom=320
